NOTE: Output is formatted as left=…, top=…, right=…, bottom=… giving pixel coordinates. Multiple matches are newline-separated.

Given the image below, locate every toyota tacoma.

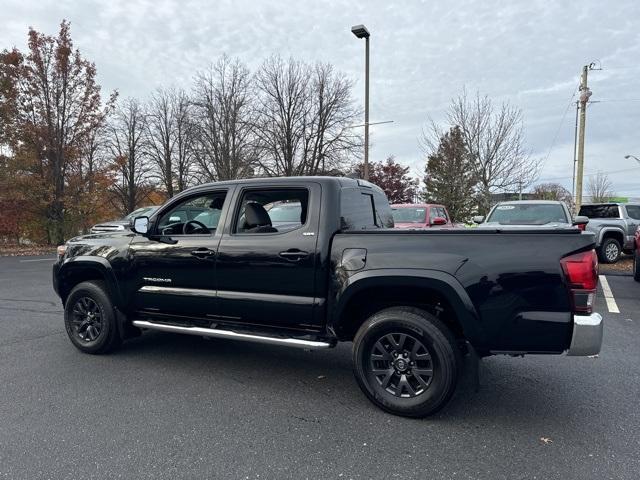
left=53, top=177, right=603, bottom=417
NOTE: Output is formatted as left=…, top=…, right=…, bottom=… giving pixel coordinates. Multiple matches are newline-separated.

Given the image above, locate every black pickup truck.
left=53, top=177, right=603, bottom=417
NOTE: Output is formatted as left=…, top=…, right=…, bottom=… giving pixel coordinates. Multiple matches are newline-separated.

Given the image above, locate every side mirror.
left=132, top=216, right=150, bottom=235
left=472, top=216, right=485, bottom=224
left=431, top=217, right=447, bottom=226
left=573, top=215, right=589, bottom=231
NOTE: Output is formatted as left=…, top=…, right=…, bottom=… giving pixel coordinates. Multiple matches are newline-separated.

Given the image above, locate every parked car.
left=391, top=203, right=453, bottom=229
left=474, top=200, right=588, bottom=230
left=578, top=203, right=640, bottom=264
left=265, top=201, right=304, bottom=230
left=91, top=206, right=160, bottom=234
left=53, top=176, right=602, bottom=418
left=634, top=226, right=640, bottom=282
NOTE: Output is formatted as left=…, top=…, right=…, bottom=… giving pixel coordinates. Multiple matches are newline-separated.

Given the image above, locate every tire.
left=598, top=238, right=621, bottom=264
left=634, top=251, right=640, bottom=282
left=352, top=307, right=461, bottom=418
left=64, top=281, right=121, bottom=354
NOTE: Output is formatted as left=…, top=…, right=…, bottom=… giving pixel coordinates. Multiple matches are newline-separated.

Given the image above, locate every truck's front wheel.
left=64, top=281, right=121, bottom=354
left=353, top=307, right=460, bottom=418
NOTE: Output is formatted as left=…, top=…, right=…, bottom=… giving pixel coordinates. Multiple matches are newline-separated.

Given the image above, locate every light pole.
left=351, top=24, right=370, bottom=181
left=625, top=154, right=640, bottom=165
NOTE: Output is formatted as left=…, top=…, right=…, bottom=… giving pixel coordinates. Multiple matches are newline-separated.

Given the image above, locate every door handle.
left=279, top=249, right=309, bottom=261
left=191, top=248, right=215, bottom=258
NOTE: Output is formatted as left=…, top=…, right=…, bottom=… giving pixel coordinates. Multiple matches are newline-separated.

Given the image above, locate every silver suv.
left=578, top=203, right=640, bottom=263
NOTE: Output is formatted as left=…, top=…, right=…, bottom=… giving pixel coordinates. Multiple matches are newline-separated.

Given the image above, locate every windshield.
left=124, top=206, right=158, bottom=220
left=486, top=203, right=568, bottom=225
left=391, top=207, right=427, bottom=223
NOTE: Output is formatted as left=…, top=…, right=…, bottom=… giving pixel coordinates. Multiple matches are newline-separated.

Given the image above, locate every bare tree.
left=107, top=98, right=150, bottom=215
left=172, top=89, right=196, bottom=192
left=301, top=63, right=361, bottom=175
left=253, top=56, right=361, bottom=177
left=587, top=172, right=614, bottom=203
left=145, top=87, right=195, bottom=196
left=146, top=88, right=174, bottom=196
left=253, top=56, right=310, bottom=176
left=422, top=89, right=539, bottom=214
left=532, top=182, right=574, bottom=210
left=192, top=56, right=256, bottom=181
left=69, top=124, right=113, bottom=232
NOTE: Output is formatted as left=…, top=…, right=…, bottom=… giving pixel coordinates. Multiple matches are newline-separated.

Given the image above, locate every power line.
left=538, top=166, right=640, bottom=183
left=542, top=85, right=579, bottom=166
left=592, top=98, right=640, bottom=102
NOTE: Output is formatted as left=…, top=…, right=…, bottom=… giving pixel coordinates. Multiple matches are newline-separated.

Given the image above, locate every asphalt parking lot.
left=0, top=256, right=639, bottom=480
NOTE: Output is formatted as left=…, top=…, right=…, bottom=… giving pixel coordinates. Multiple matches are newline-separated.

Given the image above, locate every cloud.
left=2, top=0, right=639, bottom=193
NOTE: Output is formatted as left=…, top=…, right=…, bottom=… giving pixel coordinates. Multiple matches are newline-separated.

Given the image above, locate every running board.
left=132, top=320, right=333, bottom=349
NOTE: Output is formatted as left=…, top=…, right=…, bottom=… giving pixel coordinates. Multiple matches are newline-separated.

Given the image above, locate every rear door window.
left=234, top=188, right=309, bottom=234
left=578, top=205, right=620, bottom=219
left=340, top=189, right=376, bottom=229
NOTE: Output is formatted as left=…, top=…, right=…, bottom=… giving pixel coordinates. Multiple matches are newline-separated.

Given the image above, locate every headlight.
left=57, top=244, right=67, bottom=261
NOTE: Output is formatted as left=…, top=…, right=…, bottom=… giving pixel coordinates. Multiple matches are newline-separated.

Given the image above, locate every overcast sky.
left=2, top=0, right=640, bottom=196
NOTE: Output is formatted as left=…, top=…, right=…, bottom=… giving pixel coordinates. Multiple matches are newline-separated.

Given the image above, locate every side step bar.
left=132, top=320, right=333, bottom=349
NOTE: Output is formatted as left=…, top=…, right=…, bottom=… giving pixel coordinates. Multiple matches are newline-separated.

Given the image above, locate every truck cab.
left=578, top=203, right=640, bottom=263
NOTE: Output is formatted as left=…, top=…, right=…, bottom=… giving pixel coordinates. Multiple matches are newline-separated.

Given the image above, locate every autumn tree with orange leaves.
left=0, top=21, right=116, bottom=244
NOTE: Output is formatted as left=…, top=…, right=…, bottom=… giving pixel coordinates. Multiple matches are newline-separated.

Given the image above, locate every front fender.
left=330, top=268, right=486, bottom=350
left=56, top=256, right=124, bottom=308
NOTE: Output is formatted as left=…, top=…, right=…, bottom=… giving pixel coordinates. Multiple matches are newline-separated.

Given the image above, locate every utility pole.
left=571, top=100, right=579, bottom=200
left=574, top=65, right=592, bottom=213
left=518, top=179, right=523, bottom=200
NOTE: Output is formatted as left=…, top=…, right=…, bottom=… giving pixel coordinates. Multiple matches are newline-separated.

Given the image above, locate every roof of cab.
left=182, top=176, right=379, bottom=193
left=495, top=200, right=566, bottom=205
left=391, top=203, right=443, bottom=208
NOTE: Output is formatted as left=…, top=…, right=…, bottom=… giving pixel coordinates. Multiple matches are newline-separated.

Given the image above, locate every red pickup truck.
left=391, top=203, right=453, bottom=229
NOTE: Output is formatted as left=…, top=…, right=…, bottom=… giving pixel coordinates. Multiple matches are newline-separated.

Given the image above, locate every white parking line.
left=598, top=275, right=620, bottom=314
left=19, top=258, right=56, bottom=263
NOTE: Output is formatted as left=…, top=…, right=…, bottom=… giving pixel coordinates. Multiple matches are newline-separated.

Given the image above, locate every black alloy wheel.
left=64, top=281, right=121, bottom=354
left=69, top=296, right=103, bottom=343
left=353, top=307, right=461, bottom=418
left=368, top=332, right=434, bottom=398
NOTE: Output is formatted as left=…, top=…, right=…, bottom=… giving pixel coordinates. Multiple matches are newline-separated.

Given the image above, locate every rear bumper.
left=567, top=313, right=603, bottom=356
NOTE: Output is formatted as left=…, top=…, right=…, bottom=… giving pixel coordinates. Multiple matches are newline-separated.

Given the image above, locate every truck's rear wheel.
left=598, top=238, right=621, bottom=264
left=634, top=251, right=640, bottom=282
left=64, top=281, right=121, bottom=354
left=353, top=307, right=460, bottom=418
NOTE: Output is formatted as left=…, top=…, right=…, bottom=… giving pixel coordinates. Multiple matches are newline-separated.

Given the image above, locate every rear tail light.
left=577, top=223, right=586, bottom=231
left=560, top=250, right=598, bottom=314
